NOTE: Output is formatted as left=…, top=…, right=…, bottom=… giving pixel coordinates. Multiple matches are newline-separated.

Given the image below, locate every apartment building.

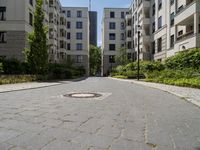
left=102, top=0, right=200, bottom=75
left=0, top=0, right=49, bottom=60
left=62, top=7, right=90, bottom=75
left=167, top=0, right=200, bottom=58
left=0, top=0, right=97, bottom=75
left=102, top=8, right=129, bottom=75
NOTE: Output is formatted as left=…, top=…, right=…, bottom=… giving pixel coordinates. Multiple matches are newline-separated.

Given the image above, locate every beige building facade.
left=102, top=0, right=200, bottom=75
left=102, top=8, right=129, bottom=75
left=0, top=0, right=49, bottom=60
left=0, top=0, right=90, bottom=75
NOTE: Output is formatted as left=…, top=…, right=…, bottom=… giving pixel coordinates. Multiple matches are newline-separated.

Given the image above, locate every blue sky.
left=60, top=0, right=132, bottom=46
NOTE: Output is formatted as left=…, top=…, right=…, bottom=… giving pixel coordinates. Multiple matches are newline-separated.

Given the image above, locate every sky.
left=60, top=0, right=132, bottom=46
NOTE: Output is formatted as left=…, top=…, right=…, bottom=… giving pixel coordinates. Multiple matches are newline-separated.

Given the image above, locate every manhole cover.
left=64, top=92, right=102, bottom=98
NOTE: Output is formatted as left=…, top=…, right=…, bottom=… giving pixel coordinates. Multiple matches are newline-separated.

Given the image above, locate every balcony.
left=176, top=30, right=194, bottom=41
left=175, top=0, right=196, bottom=25
left=172, top=33, right=197, bottom=56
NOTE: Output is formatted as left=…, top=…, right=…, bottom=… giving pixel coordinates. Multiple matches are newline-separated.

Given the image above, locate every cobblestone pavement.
left=0, top=82, right=61, bottom=93
left=0, top=77, right=200, bottom=150
left=111, top=77, right=200, bottom=108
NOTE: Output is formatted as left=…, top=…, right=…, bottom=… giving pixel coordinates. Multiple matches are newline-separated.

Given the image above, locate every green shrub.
left=112, top=75, right=128, bottom=79
left=124, top=62, right=137, bottom=71
left=47, top=64, right=85, bottom=80
left=0, top=62, right=3, bottom=74
left=2, top=58, right=22, bottom=74
left=165, top=48, right=200, bottom=70
left=48, top=63, right=73, bottom=79
left=141, top=61, right=165, bottom=72
left=0, top=75, right=37, bottom=85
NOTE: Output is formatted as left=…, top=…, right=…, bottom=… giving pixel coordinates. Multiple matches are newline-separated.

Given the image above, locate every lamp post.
left=137, top=26, right=141, bottom=81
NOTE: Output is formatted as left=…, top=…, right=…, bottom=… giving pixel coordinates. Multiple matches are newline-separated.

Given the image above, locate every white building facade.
left=0, top=0, right=90, bottom=75
left=102, top=0, right=200, bottom=75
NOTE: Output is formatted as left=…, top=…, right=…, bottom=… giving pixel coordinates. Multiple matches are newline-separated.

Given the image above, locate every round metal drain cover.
left=64, top=92, right=102, bottom=98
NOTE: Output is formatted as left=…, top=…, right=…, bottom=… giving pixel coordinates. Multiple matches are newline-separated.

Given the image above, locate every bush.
left=0, top=75, right=37, bottom=85
left=2, top=58, right=22, bottom=74
left=141, top=61, right=165, bottom=73
left=48, top=63, right=73, bottom=79
left=165, top=48, right=200, bottom=70
left=47, top=64, right=86, bottom=80
left=0, top=63, right=3, bottom=74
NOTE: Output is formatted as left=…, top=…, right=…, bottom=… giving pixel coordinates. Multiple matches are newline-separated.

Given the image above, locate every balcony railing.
left=176, top=30, right=194, bottom=41
left=176, top=0, right=195, bottom=15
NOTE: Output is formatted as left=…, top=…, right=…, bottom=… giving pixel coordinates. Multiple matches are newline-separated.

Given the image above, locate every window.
left=67, top=11, right=71, bottom=17
left=109, top=33, right=115, bottom=40
left=170, top=0, right=174, bottom=5
left=29, top=13, right=33, bottom=26
left=158, top=0, right=162, bottom=10
left=127, top=19, right=131, bottom=26
left=76, top=22, right=83, bottom=29
left=67, top=22, right=71, bottom=29
left=76, top=43, right=83, bottom=50
left=121, top=12, right=125, bottom=18
left=76, top=32, right=83, bottom=40
left=152, top=22, right=155, bottom=33
left=152, top=41, right=155, bottom=54
left=127, top=30, right=132, bottom=37
left=127, top=42, right=132, bottom=49
left=121, top=33, right=125, bottom=40
left=109, top=44, right=116, bottom=51
left=77, top=11, right=82, bottom=18
left=67, top=32, right=71, bottom=40
left=60, top=41, right=64, bottom=48
left=199, top=24, right=200, bottom=33
left=158, top=16, right=162, bottom=29
left=109, top=55, right=115, bottom=63
left=67, top=43, right=71, bottom=50
left=121, top=22, right=125, bottom=30
left=0, top=7, right=6, bottom=21
left=76, top=55, right=83, bottom=63
left=177, top=5, right=184, bottom=13
left=170, top=12, right=175, bottom=26
left=170, top=35, right=174, bottom=47
left=178, top=30, right=183, bottom=36
left=157, top=37, right=162, bottom=52
left=29, top=0, right=33, bottom=6
left=127, top=53, right=132, bottom=60
left=0, top=32, right=6, bottom=43
left=152, top=4, right=155, bottom=16
left=109, top=22, right=116, bottom=30
left=110, top=12, right=115, bottom=18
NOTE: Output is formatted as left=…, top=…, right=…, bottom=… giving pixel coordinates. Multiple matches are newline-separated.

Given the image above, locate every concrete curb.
left=0, top=83, right=62, bottom=94
left=109, top=77, right=200, bottom=108
left=0, top=77, right=87, bottom=94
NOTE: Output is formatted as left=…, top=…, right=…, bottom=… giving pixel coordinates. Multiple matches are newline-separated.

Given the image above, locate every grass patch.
left=0, top=75, right=37, bottom=85
left=112, top=75, right=128, bottom=79
left=146, top=77, right=200, bottom=89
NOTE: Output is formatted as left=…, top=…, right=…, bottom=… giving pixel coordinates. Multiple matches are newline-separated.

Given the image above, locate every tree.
left=24, top=0, right=48, bottom=74
left=116, top=47, right=130, bottom=65
left=0, top=62, right=3, bottom=74
left=89, top=45, right=102, bottom=76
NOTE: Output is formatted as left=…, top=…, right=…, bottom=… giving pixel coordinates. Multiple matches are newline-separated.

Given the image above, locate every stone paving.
left=0, top=77, right=200, bottom=150
left=111, top=77, right=200, bottom=108
left=0, top=82, right=61, bottom=93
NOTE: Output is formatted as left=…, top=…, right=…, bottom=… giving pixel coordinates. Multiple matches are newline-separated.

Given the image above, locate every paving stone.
left=0, top=77, right=200, bottom=149
left=73, top=132, right=113, bottom=149
left=41, top=140, right=86, bottom=150
left=7, top=132, right=56, bottom=150
left=0, top=128, right=22, bottom=143
left=111, top=139, right=151, bottom=150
